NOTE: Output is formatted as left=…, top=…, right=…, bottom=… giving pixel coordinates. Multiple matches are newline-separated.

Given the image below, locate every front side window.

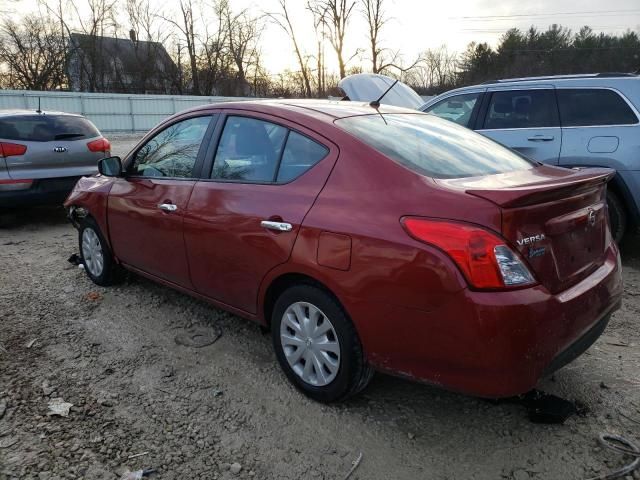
left=212, top=116, right=288, bottom=182
left=424, top=93, right=481, bottom=127
left=336, top=113, right=535, bottom=179
left=130, top=116, right=211, bottom=178
left=483, top=90, right=559, bottom=129
left=557, top=89, right=638, bottom=127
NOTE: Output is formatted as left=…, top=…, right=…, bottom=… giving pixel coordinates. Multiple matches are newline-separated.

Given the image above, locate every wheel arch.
left=261, top=271, right=346, bottom=331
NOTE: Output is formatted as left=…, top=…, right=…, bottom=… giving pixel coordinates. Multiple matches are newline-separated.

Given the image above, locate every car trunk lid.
left=439, top=165, right=615, bottom=293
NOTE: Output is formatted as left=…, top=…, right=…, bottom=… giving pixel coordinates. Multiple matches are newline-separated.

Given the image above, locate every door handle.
left=261, top=220, right=293, bottom=232
left=158, top=203, right=178, bottom=212
left=527, top=135, right=554, bottom=142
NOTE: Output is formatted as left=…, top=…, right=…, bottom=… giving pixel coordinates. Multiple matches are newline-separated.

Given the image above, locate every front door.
left=107, top=115, right=214, bottom=287
left=184, top=113, right=338, bottom=313
left=477, top=88, right=562, bottom=165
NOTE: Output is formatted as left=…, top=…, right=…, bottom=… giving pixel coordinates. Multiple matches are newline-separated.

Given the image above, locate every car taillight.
left=0, top=142, right=27, bottom=157
left=401, top=217, right=536, bottom=290
left=87, top=138, right=111, bottom=153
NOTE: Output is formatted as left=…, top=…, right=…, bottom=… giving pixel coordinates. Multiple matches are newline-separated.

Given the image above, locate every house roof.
left=68, top=33, right=176, bottom=75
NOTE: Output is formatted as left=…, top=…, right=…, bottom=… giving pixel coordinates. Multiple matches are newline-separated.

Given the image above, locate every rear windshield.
left=0, top=115, right=100, bottom=142
left=336, top=113, right=535, bottom=179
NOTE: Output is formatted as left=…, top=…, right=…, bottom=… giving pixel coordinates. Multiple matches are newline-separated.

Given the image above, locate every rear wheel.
left=606, top=190, right=627, bottom=243
left=271, top=285, right=374, bottom=403
left=78, top=217, right=121, bottom=286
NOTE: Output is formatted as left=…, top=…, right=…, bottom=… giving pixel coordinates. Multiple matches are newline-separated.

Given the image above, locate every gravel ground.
left=0, top=136, right=639, bottom=479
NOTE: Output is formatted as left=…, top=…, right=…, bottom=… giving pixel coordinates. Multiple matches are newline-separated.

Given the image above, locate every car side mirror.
left=98, top=156, right=122, bottom=177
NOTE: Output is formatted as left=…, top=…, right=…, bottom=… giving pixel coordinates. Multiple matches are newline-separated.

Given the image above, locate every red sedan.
left=65, top=101, right=623, bottom=402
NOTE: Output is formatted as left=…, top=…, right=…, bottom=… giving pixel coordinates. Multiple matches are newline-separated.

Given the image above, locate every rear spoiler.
left=466, top=168, right=616, bottom=208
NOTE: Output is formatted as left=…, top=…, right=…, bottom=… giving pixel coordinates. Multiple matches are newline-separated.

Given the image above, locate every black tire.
left=271, top=285, right=374, bottom=403
left=607, top=190, right=627, bottom=243
left=78, top=217, right=121, bottom=286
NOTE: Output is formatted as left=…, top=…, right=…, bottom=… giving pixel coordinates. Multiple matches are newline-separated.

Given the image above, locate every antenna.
left=369, top=79, right=399, bottom=109
left=36, top=97, right=42, bottom=114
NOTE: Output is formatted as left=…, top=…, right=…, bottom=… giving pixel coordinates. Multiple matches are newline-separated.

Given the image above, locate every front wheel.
left=271, top=285, right=374, bottom=402
left=78, top=217, right=121, bottom=286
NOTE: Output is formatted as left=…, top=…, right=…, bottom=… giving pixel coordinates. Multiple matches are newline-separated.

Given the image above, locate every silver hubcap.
left=81, top=228, right=104, bottom=277
left=280, top=302, right=340, bottom=387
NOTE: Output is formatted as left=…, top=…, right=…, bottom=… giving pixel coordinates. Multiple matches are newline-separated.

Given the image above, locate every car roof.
left=0, top=109, right=85, bottom=118
left=479, top=73, right=638, bottom=85
left=179, top=99, right=419, bottom=123
left=422, top=73, right=640, bottom=107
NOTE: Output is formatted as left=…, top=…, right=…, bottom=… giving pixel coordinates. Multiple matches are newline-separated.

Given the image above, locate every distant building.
left=67, top=32, right=178, bottom=94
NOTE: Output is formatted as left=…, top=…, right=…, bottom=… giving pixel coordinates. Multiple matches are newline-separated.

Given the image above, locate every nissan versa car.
left=0, top=110, right=110, bottom=208
left=64, top=101, right=623, bottom=402
left=339, top=72, right=640, bottom=242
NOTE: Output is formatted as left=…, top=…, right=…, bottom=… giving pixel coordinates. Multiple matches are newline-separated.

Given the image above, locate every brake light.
left=87, top=138, right=111, bottom=153
left=0, top=142, right=27, bottom=157
left=401, top=218, right=536, bottom=290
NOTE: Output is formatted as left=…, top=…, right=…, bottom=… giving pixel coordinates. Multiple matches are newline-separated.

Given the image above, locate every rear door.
left=184, top=112, right=338, bottom=313
left=107, top=114, right=215, bottom=288
left=477, top=88, right=562, bottom=164
left=556, top=87, right=640, bottom=171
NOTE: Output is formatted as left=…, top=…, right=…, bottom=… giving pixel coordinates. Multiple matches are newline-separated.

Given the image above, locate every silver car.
left=0, top=110, right=109, bottom=208
left=339, top=73, right=640, bottom=241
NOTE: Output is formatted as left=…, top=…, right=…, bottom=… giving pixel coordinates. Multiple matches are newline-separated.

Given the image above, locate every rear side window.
left=557, top=89, right=638, bottom=126
left=483, top=90, right=559, bottom=129
left=424, top=93, right=481, bottom=128
left=336, top=113, right=535, bottom=179
left=277, top=132, right=328, bottom=182
left=0, top=115, right=100, bottom=142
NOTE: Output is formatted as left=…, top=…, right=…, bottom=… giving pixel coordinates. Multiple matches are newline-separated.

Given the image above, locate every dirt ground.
left=1, top=137, right=640, bottom=480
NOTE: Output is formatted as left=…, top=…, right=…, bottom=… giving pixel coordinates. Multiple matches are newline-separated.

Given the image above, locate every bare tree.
left=267, top=0, right=312, bottom=97
left=222, top=1, right=263, bottom=96
left=38, top=0, right=119, bottom=91
left=124, top=0, right=177, bottom=93
left=162, top=0, right=200, bottom=94
left=308, top=0, right=357, bottom=79
left=199, top=0, right=231, bottom=95
left=361, top=0, right=387, bottom=73
left=0, top=15, right=66, bottom=90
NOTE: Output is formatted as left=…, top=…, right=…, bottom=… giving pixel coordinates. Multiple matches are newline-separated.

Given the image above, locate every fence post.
left=129, top=96, right=135, bottom=132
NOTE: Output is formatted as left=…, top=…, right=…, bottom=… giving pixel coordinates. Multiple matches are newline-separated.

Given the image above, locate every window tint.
left=336, top=114, right=534, bottom=179
left=425, top=93, right=481, bottom=127
left=212, top=116, right=287, bottom=182
left=558, top=89, right=638, bottom=126
left=483, top=90, right=558, bottom=129
left=130, top=116, right=210, bottom=178
left=0, top=115, right=100, bottom=142
left=277, top=132, right=328, bottom=182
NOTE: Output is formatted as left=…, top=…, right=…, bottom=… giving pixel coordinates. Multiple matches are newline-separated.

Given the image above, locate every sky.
left=10, top=0, right=640, bottom=74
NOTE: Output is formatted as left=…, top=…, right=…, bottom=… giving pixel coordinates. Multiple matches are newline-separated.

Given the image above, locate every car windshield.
left=0, top=114, right=100, bottom=142
left=336, top=113, right=535, bottom=179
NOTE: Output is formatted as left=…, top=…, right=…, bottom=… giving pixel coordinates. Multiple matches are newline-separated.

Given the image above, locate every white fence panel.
left=0, top=90, right=249, bottom=133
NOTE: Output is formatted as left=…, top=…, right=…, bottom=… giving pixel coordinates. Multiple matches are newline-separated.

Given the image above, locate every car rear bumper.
left=356, top=243, right=623, bottom=398
left=0, top=177, right=81, bottom=208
